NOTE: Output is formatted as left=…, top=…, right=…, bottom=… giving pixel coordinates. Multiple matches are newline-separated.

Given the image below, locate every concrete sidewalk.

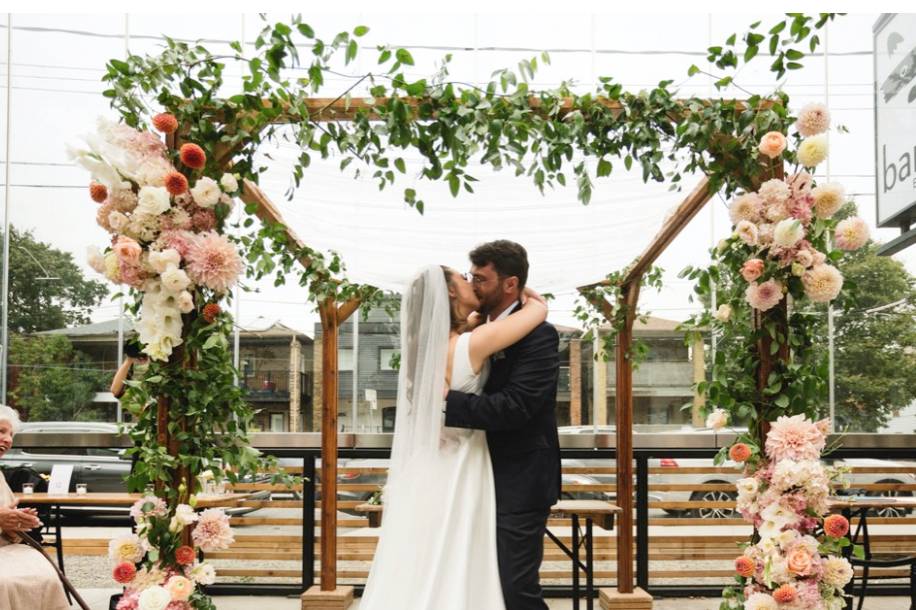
left=77, top=589, right=912, bottom=610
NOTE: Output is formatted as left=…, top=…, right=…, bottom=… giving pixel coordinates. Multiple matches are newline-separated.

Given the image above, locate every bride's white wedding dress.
left=359, top=327, right=505, bottom=609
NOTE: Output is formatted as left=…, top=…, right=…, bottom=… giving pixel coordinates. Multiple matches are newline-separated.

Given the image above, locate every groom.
left=445, top=240, right=561, bottom=610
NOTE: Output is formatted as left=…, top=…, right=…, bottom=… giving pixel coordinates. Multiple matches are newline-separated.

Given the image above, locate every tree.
left=3, top=226, right=109, bottom=333
left=8, top=334, right=109, bottom=421
left=817, top=231, right=916, bottom=432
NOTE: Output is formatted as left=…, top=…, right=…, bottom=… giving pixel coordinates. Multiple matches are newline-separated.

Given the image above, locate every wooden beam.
left=318, top=297, right=340, bottom=591
left=614, top=280, right=641, bottom=594
left=336, top=298, right=362, bottom=325
left=240, top=180, right=315, bottom=269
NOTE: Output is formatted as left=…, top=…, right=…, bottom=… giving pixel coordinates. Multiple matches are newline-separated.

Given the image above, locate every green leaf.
left=354, top=25, right=369, bottom=37
left=394, top=158, right=406, bottom=173
left=395, top=48, right=415, bottom=66
left=775, top=395, right=790, bottom=408
left=597, top=159, right=612, bottom=178
left=110, top=59, right=130, bottom=75
left=687, top=64, right=700, bottom=77
left=345, top=40, right=358, bottom=65
left=448, top=174, right=460, bottom=197
left=297, top=24, right=315, bottom=38
left=744, top=46, right=759, bottom=62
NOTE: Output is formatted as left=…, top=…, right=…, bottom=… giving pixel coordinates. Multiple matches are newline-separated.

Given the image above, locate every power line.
left=0, top=23, right=875, bottom=58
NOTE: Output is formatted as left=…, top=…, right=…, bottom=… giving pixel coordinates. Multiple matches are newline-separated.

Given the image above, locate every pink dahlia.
left=729, top=193, right=762, bottom=224
left=155, top=230, right=197, bottom=259
left=185, top=232, right=242, bottom=294
left=803, top=264, right=843, bottom=303
left=795, top=102, right=831, bottom=137
left=834, top=216, right=869, bottom=251
left=745, top=279, right=783, bottom=312
left=129, top=495, right=168, bottom=522
left=765, top=414, right=826, bottom=462
left=191, top=508, right=234, bottom=552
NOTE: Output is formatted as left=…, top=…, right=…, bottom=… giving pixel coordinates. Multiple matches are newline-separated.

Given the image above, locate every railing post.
left=302, top=452, right=316, bottom=591
left=635, top=453, right=650, bottom=592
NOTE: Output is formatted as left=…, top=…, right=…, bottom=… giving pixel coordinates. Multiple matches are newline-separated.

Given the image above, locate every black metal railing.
left=9, top=432, right=915, bottom=600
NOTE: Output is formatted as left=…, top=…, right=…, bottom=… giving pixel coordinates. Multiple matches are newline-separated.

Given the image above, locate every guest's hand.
left=0, top=506, right=41, bottom=531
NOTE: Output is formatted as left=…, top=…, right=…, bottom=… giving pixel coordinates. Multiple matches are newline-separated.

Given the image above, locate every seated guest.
left=0, top=405, right=70, bottom=610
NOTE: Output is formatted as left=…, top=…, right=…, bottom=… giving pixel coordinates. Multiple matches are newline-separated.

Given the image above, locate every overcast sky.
left=2, top=11, right=913, bottom=335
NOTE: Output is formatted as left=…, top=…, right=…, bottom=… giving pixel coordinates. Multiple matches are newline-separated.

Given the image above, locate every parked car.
left=1, top=421, right=269, bottom=517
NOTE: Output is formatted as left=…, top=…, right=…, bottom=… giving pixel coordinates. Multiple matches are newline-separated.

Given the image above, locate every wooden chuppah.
left=200, top=96, right=771, bottom=606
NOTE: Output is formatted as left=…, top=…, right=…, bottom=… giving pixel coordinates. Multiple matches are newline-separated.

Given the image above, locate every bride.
left=359, top=265, right=548, bottom=610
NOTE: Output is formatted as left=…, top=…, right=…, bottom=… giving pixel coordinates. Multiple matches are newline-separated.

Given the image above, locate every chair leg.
left=857, top=564, right=869, bottom=610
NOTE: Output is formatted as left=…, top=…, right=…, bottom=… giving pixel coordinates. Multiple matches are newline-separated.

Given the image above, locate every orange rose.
left=773, top=583, right=797, bottom=603
left=734, top=555, right=755, bottom=578
left=758, top=131, right=787, bottom=159
left=824, top=514, right=849, bottom=538
left=787, top=547, right=814, bottom=576
left=728, top=443, right=752, bottom=463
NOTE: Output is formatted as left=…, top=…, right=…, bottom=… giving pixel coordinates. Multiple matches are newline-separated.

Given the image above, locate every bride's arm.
left=467, top=288, right=547, bottom=371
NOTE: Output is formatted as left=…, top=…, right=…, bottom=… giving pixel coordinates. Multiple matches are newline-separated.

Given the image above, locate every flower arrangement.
left=681, top=103, right=865, bottom=609
left=71, top=116, right=242, bottom=363
left=720, top=415, right=855, bottom=610
left=109, top=496, right=231, bottom=610
left=70, top=114, right=281, bottom=608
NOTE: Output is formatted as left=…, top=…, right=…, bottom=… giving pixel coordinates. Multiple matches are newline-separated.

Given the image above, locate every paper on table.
left=47, top=464, right=74, bottom=495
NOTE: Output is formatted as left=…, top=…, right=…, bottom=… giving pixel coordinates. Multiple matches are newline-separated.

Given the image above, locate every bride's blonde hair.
left=440, top=266, right=470, bottom=334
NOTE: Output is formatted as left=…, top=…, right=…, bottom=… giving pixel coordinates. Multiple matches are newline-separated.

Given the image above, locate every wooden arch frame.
left=177, top=94, right=775, bottom=600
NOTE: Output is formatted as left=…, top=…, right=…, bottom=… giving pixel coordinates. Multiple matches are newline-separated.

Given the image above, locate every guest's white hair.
left=0, top=404, right=21, bottom=433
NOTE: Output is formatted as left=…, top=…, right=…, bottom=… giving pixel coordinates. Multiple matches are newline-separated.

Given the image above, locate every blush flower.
left=741, top=259, right=765, bottom=282
left=765, top=414, right=827, bottom=462
left=745, top=279, right=783, bottom=312
left=185, top=232, right=242, bottom=294
left=803, top=264, right=843, bottom=303
left=758, top=131, right=787, bottom=159
left=834, top=217, right=869, bottom=251
left=795, top=102, right=831, bottom=136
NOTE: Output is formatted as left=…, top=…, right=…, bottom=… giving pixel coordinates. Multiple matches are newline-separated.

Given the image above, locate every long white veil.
left=386, top=265, right=451, bottom=488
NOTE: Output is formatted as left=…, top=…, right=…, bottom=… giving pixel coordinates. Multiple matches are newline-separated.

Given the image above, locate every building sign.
left=875, top=13, right=916, bottom=229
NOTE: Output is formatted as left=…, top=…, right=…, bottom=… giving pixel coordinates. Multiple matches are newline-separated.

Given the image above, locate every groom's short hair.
left=469, top=240, right=528, bottom=291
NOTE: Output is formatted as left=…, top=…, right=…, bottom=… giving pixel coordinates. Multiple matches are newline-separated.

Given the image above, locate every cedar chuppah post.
left=238, top=180, right=360, bottom=599
left=579, top=177, right=712, bottom=603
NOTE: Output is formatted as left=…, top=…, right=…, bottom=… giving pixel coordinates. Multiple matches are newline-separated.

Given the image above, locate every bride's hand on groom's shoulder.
left=522, top=287, right=548, bottom=309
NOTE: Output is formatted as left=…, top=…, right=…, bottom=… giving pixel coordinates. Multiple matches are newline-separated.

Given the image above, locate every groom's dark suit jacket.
left=444, top=314, right=562, bottom=514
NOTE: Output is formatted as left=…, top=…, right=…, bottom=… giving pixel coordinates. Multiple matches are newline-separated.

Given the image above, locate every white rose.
left=219, top=173, right=239, bottom=193
left=148, top=249, right=181, bottom=274
left=188, top=562, right=216, bottom=585
left=160, top=264, right=191, bottom=294
left=177, top=290, right=194, bottom=314
left=773, top=218, right=805, bottom=248
left=108, top=210, right=129, bottom=232
left=138, top=585, right=171, bottom=610
left=170, top=503, right=199, bottom=533
left=713, top=304, right=732, bottom=323
left=736, top=477, right=758, bottom=497
left=191, top=176, right=221, bottom=208
left=705, top=408, right=728, bottom=430
left=87, top=246, right=105, bottom=273
left=136, top=186, right=171, bottom=217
